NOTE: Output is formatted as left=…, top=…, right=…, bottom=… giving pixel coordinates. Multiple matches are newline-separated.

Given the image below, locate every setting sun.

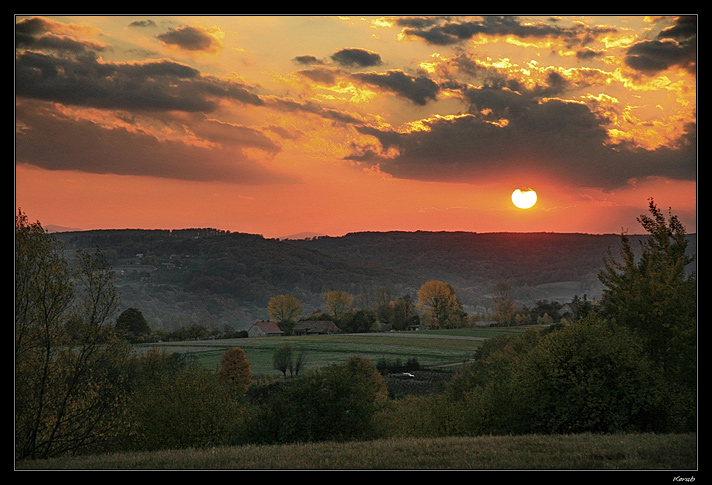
left=14, top=16, right=696, bottom=237
left=512, top=189, right=537, bottom=209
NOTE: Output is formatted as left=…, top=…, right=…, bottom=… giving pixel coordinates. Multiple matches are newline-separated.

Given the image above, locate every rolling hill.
left=53, top=229, right=696, bottom=330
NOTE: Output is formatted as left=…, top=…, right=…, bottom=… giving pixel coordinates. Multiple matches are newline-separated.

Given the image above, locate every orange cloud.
left=15, top=15, right=696, bottom=238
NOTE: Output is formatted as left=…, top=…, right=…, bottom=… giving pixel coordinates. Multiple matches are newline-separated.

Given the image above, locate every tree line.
left=264, top=281, right=589, bottom=336
left=113, top=283, right=581, bottom=344
left=15, top=199, right=696, bottom=460
left=55, top=225, right=683, bottom=330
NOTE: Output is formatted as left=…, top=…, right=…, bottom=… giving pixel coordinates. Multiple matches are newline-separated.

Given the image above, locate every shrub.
left=124, top=365, right=249, bottom=451
left=509, top=316, right=661, bottom=434
left=247, top=356, right=388, bottom=444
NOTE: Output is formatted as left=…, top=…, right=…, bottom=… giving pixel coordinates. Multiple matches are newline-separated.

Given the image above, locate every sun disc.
left=512, top=188, right=537, bottom=209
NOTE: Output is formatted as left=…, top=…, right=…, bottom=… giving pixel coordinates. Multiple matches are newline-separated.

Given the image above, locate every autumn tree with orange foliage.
left=417, top=280, right=466, bottom=328
left=217, top=347, right=252, bottom=394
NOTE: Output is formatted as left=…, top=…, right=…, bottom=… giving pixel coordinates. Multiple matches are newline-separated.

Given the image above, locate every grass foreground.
left=16, top=432, right=696, bottom=471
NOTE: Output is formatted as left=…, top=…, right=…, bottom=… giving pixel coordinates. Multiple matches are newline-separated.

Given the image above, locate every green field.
left=136, top=327, right=528, bottom=375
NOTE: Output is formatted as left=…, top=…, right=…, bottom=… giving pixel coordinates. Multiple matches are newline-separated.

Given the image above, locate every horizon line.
left=46, top=225, right=677, bottom=239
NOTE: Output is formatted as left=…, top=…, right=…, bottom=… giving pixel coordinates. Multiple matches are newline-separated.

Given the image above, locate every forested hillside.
left=291, top=231, right=696, bottom=310
left=54, top=229, right=696, bottom=330
left=54, top=229, right=419, bottom=329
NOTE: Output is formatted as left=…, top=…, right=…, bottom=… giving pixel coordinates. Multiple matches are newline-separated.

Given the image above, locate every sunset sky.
left=15, top=15, right=697, bottom=238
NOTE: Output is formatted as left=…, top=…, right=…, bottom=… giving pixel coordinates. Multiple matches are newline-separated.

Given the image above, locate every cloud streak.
left=15, top=16, right=283, bottom=183
left=15, top=101, right=291, bottom=183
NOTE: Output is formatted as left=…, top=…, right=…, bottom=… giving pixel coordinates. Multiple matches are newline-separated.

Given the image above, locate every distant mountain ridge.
left=52, top=229, right=696, bottom=329
left=278, top=232, right=327, bottom=240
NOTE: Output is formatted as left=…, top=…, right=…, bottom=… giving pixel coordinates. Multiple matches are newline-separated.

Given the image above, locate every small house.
left=293, top=320, right=342, bottom=336
left=248, top=320, right=284, bottom=337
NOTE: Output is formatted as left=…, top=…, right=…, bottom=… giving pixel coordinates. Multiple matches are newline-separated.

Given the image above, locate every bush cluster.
left=376, top=357, right=421, bottom=374
left=382, top=319, right=695, bottom=439
left=114, top=353, right=389, bottom=452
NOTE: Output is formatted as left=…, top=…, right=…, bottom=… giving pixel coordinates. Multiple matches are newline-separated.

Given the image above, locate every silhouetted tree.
left=115, top=307, right=150, bottom=341
left=599, top=199, right=696, bottom=386
left=15, top=211, right=131, bottom=459
left=599, top=199, right=696, bottom=431
left=273, top=343, right=293, bottom=377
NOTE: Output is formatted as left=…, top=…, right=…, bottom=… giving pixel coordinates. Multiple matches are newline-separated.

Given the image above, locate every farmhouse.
left=559, top=300, right=585, bottom=320
left=247, top=320, right=284, bottom=337
left=293, top=320, right=342, bottom=336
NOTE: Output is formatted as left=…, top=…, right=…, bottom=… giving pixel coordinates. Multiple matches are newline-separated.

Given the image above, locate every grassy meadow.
left=17, top=432, right=696, bottom=470
left=136, top=327, right=526, bottom=375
